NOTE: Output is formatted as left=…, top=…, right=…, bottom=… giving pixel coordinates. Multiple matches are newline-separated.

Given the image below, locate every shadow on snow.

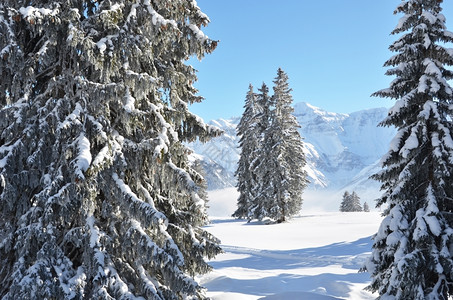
left=203, top=236, right=374, bottom=299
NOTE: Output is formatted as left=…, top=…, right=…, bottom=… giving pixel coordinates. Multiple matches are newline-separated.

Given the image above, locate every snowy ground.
left=197, top=188, right=384, bottom=300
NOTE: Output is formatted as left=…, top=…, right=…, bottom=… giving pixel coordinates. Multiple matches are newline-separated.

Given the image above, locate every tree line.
left=339, top=191, right=370, bottom=212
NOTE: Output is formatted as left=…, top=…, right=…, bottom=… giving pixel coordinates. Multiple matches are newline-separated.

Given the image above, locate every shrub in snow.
left=0, top=1, right=222, bottom=299
left=363, top=0, right=453, bottom=299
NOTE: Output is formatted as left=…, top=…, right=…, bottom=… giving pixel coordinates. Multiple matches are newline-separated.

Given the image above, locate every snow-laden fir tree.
left=363, top=201, right=370, bottom=213
left=339, top=191, right=351, bottom=212
left=233, top=84, right=260, bottom=219
left=363, top=0, right=453, bottom=298
left=246, top=83, right=272, bottom=221
left=339, top=191, right=362, bottom=212
left=192, top=158, right=209, bottom=212
left=0, top=1, right=222, bottom=299
left=251, top=69, right=308, bottom=222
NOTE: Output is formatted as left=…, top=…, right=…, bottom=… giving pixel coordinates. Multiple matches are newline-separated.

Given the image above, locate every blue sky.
left=188, top=0, right=453, bottom=121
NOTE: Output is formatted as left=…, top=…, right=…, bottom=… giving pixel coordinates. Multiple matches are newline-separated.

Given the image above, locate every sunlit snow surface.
left=198, top=189, right=383, bottom=299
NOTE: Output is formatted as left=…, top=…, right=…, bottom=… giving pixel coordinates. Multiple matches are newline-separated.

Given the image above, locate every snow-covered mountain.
left=189, top=102, right=396, bottom=201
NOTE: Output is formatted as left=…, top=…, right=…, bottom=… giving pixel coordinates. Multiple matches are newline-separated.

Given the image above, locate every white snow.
left=96, top=39, right=107, bottom=54
left=19, top=6, right=57, bottom=19
left=86, top=215, right=100, bottom=248
left=143, top=0, right=177, bottom=28
left=421, top=11, right=438, bottom=25
left=199, top=189, right=383, bottom=299
left=399, top=126, right=419, bottom=158
left=112, top=173, right=167, bottom=225
left=395, top=14, right=410, bottom=31
left=91, top=145, right=110, bottom=168
left=189, top=24, right=209, bottom=42
left=123, top=88, right=136, bottom=112
left=74, top=133, right=92, bottom=178
left=95, top=35, right=118, bottom=55
left=0, top=139, right=22, bottom=168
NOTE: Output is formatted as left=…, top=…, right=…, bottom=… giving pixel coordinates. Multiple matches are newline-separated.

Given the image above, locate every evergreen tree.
left=252, top=69, right=308, bottom=222
left=339, top=191, right=351, bottom=212
left=363, top=201, right=370, bottom=212
left=339, top=191, right=362, bottom=212
left=248, top=83, right=272, bottom=221
left=349, top=191, right=362, bottom=212
left=233, top=85, right=259, bottom=219
left=192, top=158, right=209, bottom=212
left=0, top=1, right=222, bottom=299
left=364, top=1, right=453, bottom=298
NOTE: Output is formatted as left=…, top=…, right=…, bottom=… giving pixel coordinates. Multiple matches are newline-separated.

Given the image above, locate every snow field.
left=199, top=189, right=383, bottom=299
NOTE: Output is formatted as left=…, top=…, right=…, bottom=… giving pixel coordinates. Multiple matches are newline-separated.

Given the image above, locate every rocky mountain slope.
left=189, top=102, right=396, bottom=201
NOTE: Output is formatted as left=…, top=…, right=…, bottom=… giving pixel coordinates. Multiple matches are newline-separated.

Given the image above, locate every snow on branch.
left=95, top=34, right=118, bottom=56
left=398, top=158, right=416, bottom=182
left=395, top=14, right=410, bottom=32
left=127, top=219, right=184, bottom=267
left=86, top=115, right=108, bottom=141
left=414, top=185, right=441, bottom=241
left=112, top=173, right=167, bottom=229
left=188, top=24, right=209, bottom=42
left=190, top=0, right=210, bottom=22
left=91, top=145, right=110, bottom=169
left=19, top=6, right=59, bottom=20
left=58, top=103, right=83, bottom=131
left=137, top=265, right=159, bottom=298
left=124, top=68, right=157, bottom=101
left=167, top=161, right=197, bottom=193
left=123, top=88, right=136, bottom=113
left=387, top=90, right=416, bottom=117
left=149, top=103, right=178, bottom=155
left=388, top=128, right=408, bottom=153
left=73, top=133, right=92, bottom=180
left=418, top=100, right=440, bottom=121
left=86, top=215, right=108, bottom=285
left=399, top=125, right=419, bottom=158
left=143, top=0, right=177, bottom=28
left=421, top=11, right=438, bottom=25
left=0, top=139, right=22, bottom=168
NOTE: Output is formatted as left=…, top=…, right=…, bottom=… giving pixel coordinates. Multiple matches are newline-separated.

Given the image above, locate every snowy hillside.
left=197, top=189, right=383, bottom=299
left=189, top=102, right=395, bottom=201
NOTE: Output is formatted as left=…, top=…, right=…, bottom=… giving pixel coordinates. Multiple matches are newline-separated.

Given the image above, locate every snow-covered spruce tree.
left=350, top=192, right=362, bottom=212
left=247, top=83, right=272, bottom=221
left=233, top=84, right=260, bottom=219
left=252, top=69, right=308, bottom=222
left=0, top=1, right=222, bottom=299
left=191, top=158, right=209, bottom=212
left=339, top=191, right=351, bottom=212
left=363, top=202, right=370, bottom=213
left=364, top=1, right=453, bottom=298
left=340, top=191, right=362, bottom=212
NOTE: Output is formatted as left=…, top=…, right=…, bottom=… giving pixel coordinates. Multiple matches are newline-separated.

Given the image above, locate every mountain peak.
left=294, top=102, right=348, bottom=123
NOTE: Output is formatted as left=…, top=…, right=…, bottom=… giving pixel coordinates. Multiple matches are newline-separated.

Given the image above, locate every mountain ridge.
left=189, top=102, right=396, bottom=203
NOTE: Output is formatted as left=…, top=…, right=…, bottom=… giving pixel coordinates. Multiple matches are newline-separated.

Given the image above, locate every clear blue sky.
left=188, top=0, right=453, bottom=121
